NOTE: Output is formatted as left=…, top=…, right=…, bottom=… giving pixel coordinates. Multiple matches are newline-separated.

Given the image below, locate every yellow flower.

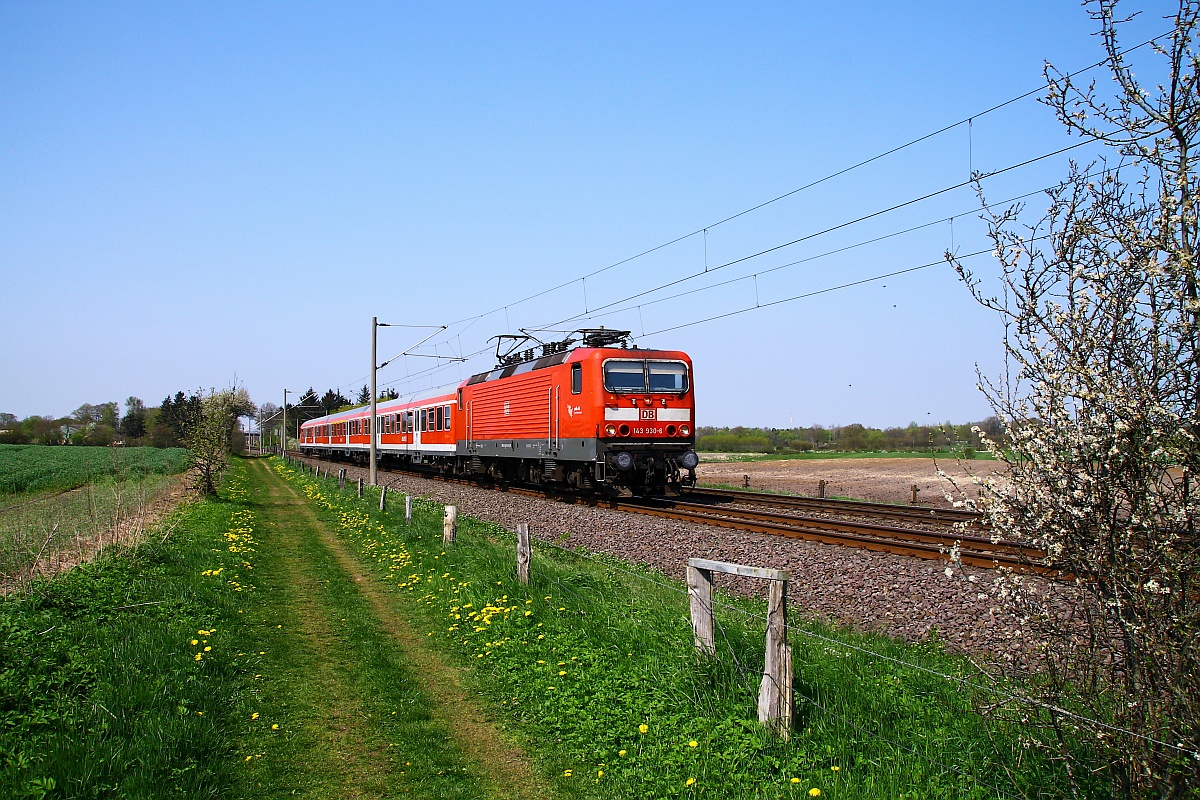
left=618, top=750, right=627, bottom=757
left=194, top=653, right=202, bottom=661
left=597, top=770, right=603, bottom=778
left=686, top=777, right=696, bottom=787
left=244, top=755, right=252, bottom=762
left=558, top=670, right=567, bottom=676
left=688, top=740, right=698, bottom=747
left=190, top=639, right=199, bottom=646
left=831, top=765, right=840, bottom=772
left=251, top=713, right=259, bottom=720
left=271, top=724, right=279, bottom=730
left=563, top=769, right=573, bottom=777
left=809, top=790, right=821, bottom=797
left=638, top=724, right=648, bottom=734
left=203, top=646, right=212, bottom=652
left=791, top=778, right=800, bottom=784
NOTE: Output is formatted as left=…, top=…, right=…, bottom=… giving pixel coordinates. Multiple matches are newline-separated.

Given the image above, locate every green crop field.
left=0, top=444, right=189, bottom=497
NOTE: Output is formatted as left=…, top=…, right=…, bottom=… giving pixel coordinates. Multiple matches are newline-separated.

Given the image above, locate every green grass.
left=274, top=458, right=1090, bottom=799
left=0, top=470, right=249, bottom=798
left=0, top=444, right=189, bottom=498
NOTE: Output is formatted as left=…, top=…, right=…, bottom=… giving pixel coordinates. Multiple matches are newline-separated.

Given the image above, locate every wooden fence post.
left=818, top=479, right=826, bottom=498
left=357, top=477, right=364, bottom=499
left=687, top=562, right=715, bottom=655
left=338, top=469, right=346, bottom=490
left=516, top=523, right=531, bottom=584
left=405, top=495, right=412, bottom=525
left=911, top=484, right=920, bottom=504
left=757, top=577, right=793, bottom=739
left=443, top=505, right=457, bottom=545
left=379, top=485, right=387, bottom=511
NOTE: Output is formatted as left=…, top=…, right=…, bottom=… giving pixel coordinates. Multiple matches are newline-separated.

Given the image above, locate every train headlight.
left=677, top=451, right=699, bottom=470
left=618, top=424, right=630, bottom=437
left=614, top=452, right=634, bottom=471
left=679, top=424, right=691, bottom=437
left=604, top=424, right=617, bottom=437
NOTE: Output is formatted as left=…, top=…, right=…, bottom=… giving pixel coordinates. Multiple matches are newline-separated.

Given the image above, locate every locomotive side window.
left=443, top=404, right=452, bottom=429
left=571, top=363, right=582, bottom=394
left=603, top=361, right=646, bottom=392
left=648, top=361, right=688, bottom=392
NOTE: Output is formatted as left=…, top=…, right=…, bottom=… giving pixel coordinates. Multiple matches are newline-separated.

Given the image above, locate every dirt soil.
left=695, top=456, right=1006, bottom=507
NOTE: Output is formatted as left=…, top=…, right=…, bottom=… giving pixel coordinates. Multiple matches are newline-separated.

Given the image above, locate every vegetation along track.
left=290, top=453, right=1055, bottom=575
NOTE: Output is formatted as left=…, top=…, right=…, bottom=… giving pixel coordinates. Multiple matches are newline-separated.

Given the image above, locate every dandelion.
left=244, top=755, right=252, bottom=762
left=271, top=724, right=279, bottom=730
left=619, top=750, right=627, bottom=757
left=791, top=778, right=801, bottom=784
left=251, top=713, right=259, bottom=720
left=688, top=740, right=698, bottom=747
left=639, top=724, right=648, bottom=734
left=563, top=769, right=573, bottom=777
left=194, top=653, right=203, bottom=662
left=831, top=766, right=840, bottom=772
left=686, top=777, right=696, bottom=787
left=809, top=790, right=821, bottom=797
left=558, top=670, right=567, bottom=676
left=190, top=639, right=199, bottom=646
left=597, top=770, right=604, bottom=778
left=203, top=646, right=212, bottom=652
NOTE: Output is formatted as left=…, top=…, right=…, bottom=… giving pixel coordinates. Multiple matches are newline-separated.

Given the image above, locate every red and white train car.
left=299, top=330, right=698, bottom=495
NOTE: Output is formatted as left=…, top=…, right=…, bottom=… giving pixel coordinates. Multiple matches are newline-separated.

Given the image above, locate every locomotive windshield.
left=603, top=359, right=689, bottom=393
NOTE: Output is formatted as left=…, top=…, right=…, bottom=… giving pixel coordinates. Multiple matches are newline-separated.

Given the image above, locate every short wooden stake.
left=687, top=563, right=716, bottom=655
left=357, top=477, right=364, bottom=498
left=757, top=577, right=793, bottom=739
left=405, top=495, right=412, bottom=525
left=339, top=469, right=346, bottom=489
left=818, top=479, right=826, bottom=498
left=443, top=505, right=457, bottom=544
left=516, top=523, right=531, bottom=584
left=379, top=485, right=387, bottom=512
left=911, top=483, right=920, bottom=504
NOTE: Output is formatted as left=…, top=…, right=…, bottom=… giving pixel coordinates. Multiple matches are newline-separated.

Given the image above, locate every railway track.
left=287, top=452, right=1057, bottom=575
left=685, top=486, right=984, bottom=527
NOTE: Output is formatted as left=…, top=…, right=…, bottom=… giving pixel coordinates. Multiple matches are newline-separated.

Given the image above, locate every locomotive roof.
left=465, top=345, right=687, bottom=387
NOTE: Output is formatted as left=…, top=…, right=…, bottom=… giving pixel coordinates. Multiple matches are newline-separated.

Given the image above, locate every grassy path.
left=243, top=458, right=551, bottom=800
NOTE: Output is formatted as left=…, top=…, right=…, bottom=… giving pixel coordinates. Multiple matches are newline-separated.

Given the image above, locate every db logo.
left=639, top=409, right=656, bottom=420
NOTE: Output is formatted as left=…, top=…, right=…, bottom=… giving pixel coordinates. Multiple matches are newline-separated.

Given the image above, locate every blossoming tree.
left=948, top=1, right=1199, bottom=795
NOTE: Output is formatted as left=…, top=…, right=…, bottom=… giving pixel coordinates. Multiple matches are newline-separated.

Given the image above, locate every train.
left=298, top=329, right=699, bottom=495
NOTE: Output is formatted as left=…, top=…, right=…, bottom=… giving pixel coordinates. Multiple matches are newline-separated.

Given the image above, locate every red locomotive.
left=299, top=329, right=698, bottom=495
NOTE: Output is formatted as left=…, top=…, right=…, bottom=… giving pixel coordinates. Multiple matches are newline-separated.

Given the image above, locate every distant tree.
left=947, top=2, right=1200, bottom=794
left=120, top=396, right=147, bottom=441
left=379, top=388, right=399, bottom=401
left=319, top=390, right=350, bottom=414
left=186, top=388, right=257, bottom=496
left=356, top=385, right=370, bottom=405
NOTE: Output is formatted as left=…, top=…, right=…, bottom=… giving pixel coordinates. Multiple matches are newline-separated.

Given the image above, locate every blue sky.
left=0, top=2, right=1174, bottom=427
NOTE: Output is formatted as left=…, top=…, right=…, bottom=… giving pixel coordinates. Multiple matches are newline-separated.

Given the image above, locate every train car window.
left=648, top=361, right=689, bottom=393
left=443, top=404, right=451, bottom=429
left=436, top=406, right=444, bottom=431
left=419, top=408, right=427, bottom=432
left=603, top=360, right=647, bottom=392
left=571, top=363, right=582, bottom=394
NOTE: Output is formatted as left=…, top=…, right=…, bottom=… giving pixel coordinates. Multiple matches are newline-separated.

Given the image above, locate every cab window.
left=603, top=360, right=646, bottom=392
left=571, top=363, right=582, bottom=394
left=648, top=361, right=688, bottom=392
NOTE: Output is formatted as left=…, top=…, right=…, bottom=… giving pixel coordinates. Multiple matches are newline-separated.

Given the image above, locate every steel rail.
left=687, top=486, right=984, bottom=526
